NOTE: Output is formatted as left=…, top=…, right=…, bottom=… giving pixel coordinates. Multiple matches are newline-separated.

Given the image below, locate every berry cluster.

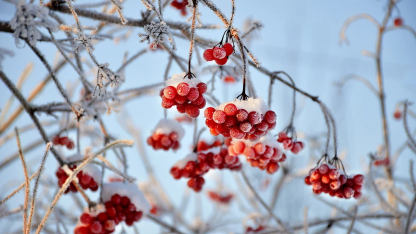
left=161, top=73, right=207, bottom=118
left=203, top=43, right=234, bottom=65
left=304, top=164, right=364, bottom=199
left=147, top=132, right=180, bottom=151
left=196, top=139, right=222, bottom=152
left=53, top=135, right=75, bottom=149
left=170, top=147, right=242, bottom=192
left=207, top=190, right=233, bottom=205
left=146, top=119, right=184, bottom=151
left=277, top=132, right=304, bottom=154
left=170, top=0, right=188, bottom=16
left=204, top=98, right=277, bottom=141
left=55, top=165, right=99, bottom=194
left=74, top=209, right=117, bottom=234
left=228, top=135, right=285, bottom=174
left=170, top=153, right=207, bottom=192
left=197, top=146, right=242, bottom=171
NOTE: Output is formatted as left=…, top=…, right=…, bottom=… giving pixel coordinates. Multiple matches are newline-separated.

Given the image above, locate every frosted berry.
left=203, top=48, right=215, bottom=61
left=248, top=112, right=262, bottom=125
left=90, top=221, right=102, bottom=233
left=264, top=110, right=277, bottom=123
left=177, top=82, right=190, bottom=96
left=215, top=57, right=228, bottom=66
left=197, top=82, right=207, bottom=94
left=213, top=47, right=226, bottom=59
left=187, top=88, right=199, bottom=101
left=223, top=43, right=233, bottom=56
left=224, top=103, right=237, bottom=116
left=185, top=105, right=200, bottom=118
left=163, top=86, right=177, bottom=99
left=236, top=109, right=249, bottom=122
left=213, top=110, right=226, bottom=124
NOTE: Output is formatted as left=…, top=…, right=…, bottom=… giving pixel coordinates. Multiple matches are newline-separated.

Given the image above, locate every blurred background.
left=0, top=0, right=415, bottom=233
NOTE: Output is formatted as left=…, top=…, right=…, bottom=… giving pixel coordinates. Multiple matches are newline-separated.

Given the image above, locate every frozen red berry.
left=213, top=110, right=226, bottom=124
left=394, top=17, right=403, bottom=27
left=187, top=88, right=199, bottom=101
left=213, top=47, right=226, bottom=59
left=177, top=82, right=190, bottom=96
left=215, top=57, right=228, bottom=66
left=203, top=49, right=215, bottom=61
left=223, top=43, right=233, bottom=56
left=163, top=86, right=177, bottom=99
left=197, top=82, right=207, bottom=94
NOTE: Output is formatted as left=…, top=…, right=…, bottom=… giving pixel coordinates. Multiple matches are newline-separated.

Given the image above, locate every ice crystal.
left=9, top=1, right=58, bottom=47
left=138, top=21, right=176, bottom=51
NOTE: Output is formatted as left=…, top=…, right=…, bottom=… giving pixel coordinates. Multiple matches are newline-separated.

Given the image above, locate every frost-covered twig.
left=26, top=142, right=51, bottom=234
left=0, top=171, right=40, bottom=206
left=14, top=127, right=29, bottom=234
left=96, top=155, right=136, bottom=182
left=110, top=0, right=128, bottom=25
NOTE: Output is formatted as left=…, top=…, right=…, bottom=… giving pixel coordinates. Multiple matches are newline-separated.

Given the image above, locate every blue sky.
left=1, top=0, right=416, bottom=233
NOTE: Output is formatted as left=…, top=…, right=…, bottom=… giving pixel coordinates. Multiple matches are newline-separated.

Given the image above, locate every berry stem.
left=233, top=34, right=249, bottom=100
left=186, top=0, right=198, bottom=79
left=271, top=71, right=297, bottom=127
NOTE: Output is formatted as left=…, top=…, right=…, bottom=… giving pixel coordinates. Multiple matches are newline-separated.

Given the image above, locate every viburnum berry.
left=393, top=110, right=402, bottom=119
left=215, top=57, right=228, bottom=66
left=147, top=119, right=183, bottom=151
left=224, top=75, right=236, bottom=83
left=213, top=47, right=226, bottom=59
left=305, top=162, right=364, bottom=200
left=171, top=0, right=188, bottom=16
left=394, top=17, right=403, bottom=27
left=223, top=43, right=234, bottom=56
left=203, top=48, right=215, bottom=61
left=161, top=73, right=207, bottom=118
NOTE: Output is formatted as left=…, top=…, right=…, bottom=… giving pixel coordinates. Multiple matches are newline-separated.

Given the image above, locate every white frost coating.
left=165, top=72, right=202, bottom=88
left=173, top=153, right=197, bottom=169
left=216, top=98, right=269, bottom=114
left=152, top=119, right=185, bottom=140
left=102, top=182, right=151, bottom=214
left=66, top=154, right=102, bottom=183
left=231, top=134, right=280, bottom=148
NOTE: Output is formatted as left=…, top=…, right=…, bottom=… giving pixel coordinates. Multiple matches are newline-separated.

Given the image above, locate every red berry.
left=174, top=95, right=187, bottom=104
left=353, top=174, right=364, bottom=185
left=81, top=174, right=92, bottom=185
left=187, top=87, right=199, bottom=101
left=282, top=139, right=293, bottom=150
left=305, top=176, right=312, bottom=185
left=185, top=104, right=200, bottom=118
left=213, top=110, right=226, bottom=124
left=120, top=196, right=131, bottom=207
left=177, top=82, right=190, bottom=96
left=197, top=82, right=207, bottom=94
left=329, top=180, right=341, bottom=190
left=236, top=109, right=248, bottom=122
left=80, top=213, right=92, bottom=225
left=264, top=111, right=276, bottom=123
left=328, top=169, right=340, bottom=180
left=277, top=132, right=288, bottom=143
left=291, top=142, right=303, bottom=154
left=230, top=127, right=245, bottom=139
left=111, top=194, right=121, bottom=205
left=215, top=57, right=228, bottom=66
left=318, top=164, right=329, bottom=174
left=161, top=96, right=175, bottom=109
left=267, top=163, right=279, bottom=174
left=163, top=86, right=177, bottom=99
left=90, top=221, right=102, bottom=233
left=97, top=212, right=108, bottom=223
left=59, top=136, right=70, bottom=145
left=394, top=110, right=402, bottom=119
left=213, top=47, right=226, bottom=59
left=224, top=76, right=236, bottom=83
left=394, top=17, right=403, bottom=27
left=248, top=111, right=262, bottom=125
left=343, top=186, right=355, bottom=199
left=177, top=104, right=186, bottom=113
left=321, top=175, right=330, bottom=184
left=104, top=220, right=115, bottom=231
left=74, top=226, right=89, bottom=234
left=223, top=43, right=233, bottom=56
left=353, top=191, right=362, bottom=199
left=66, top=141, right=75, bottom=149
left=339, top=174, right=347, bottom=185
left=224, top=103, right=237, bottom=116
left=203, top=49, right=215, bottom=61
left=256, top=121, right=269, bottom=131
left=53, top=136, right=61, bottom=145
left=106, top=207, right=116, bottom=218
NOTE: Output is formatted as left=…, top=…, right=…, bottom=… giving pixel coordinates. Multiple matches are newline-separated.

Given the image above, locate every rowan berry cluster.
left=304, top=163, right=364, bottom=199
left=374, top=157, right=390, bottom=166
left=207, top=190, right=233, bottom=204
left=53, top=135, right=75, bottom=149
left=55, top=165, right=99, bottom=194
left=161, top=73, right=207, bottom=118
left=228, top=135, right=285, bottom=174
left=170, top=0, right=188, bottom=16
left=277, top=132, right=304, bottom=154
left=170, top=146, right=242, bottom=192
left=204, top=98, right=277, bottom=140
left=203, top=42, right=234, bottom=65
left=146, top=119, right=184, bottom=151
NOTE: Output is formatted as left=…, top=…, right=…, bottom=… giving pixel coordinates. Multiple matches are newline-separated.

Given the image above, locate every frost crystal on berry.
left=139, top=21, right=176, bottom=51
left=9, top=1, right=58, bottom=47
